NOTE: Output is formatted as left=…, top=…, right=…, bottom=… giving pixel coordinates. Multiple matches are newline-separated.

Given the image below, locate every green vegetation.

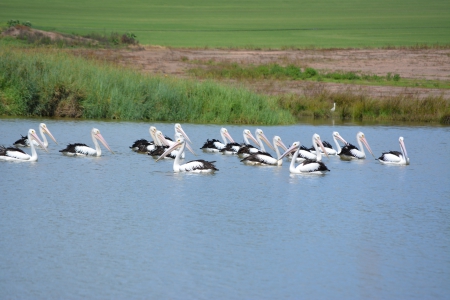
left=0, top=48, right=294, bottom=124
left=1, top=0, right=449, bottom=48
left=277, top=90, right=450, bottom=123
left=187, top=62, right=450, bottom=89
left=1, top=46, right=448, bottom=124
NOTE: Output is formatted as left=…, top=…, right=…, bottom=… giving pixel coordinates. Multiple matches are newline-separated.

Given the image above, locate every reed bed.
left=0, top=48, right=295, bottom=125
left=277, top=90, right=450, bottom=123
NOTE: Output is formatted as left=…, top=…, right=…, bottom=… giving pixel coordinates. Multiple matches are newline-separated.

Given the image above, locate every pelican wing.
left=181, top=160, right=218, bottom=172
left=13, top=135, right=29, bottom=147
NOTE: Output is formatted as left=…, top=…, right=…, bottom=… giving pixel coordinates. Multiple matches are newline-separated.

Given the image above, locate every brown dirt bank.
left=79, top=47, right=450, bottom=100
left=3, top=27, right=449, bottom=99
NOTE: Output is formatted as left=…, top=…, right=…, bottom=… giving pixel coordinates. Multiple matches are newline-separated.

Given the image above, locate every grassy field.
left=1, top=0, right=449, bottom=48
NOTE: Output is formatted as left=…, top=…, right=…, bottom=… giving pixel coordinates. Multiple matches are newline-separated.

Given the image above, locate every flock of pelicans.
left=1, top=122, right=410, bottom=174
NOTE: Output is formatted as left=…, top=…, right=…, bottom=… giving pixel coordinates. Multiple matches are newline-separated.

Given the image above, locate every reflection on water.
left=1, top=117, right=449, bottom=299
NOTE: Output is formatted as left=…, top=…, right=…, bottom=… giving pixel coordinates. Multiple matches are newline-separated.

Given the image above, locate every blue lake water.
left=1, top=117, right=449, bottom=299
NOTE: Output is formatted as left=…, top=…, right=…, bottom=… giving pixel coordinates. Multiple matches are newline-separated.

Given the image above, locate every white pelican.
left=59, top=128, right=114, bottom=156
left=241, top=136, right=288, bottom=166
left=236, top=129, right=262, bottom=158
left=156, top=137, right=218, bottom=173
left=13, top=123, right=57, bottom=148
left=130, top=126, right=158, bottom=153
left=378, top=136, right=410, bottom=165
left=201, top=128, right=234, bottom=153
left=278, top=134, right=330, bottom=174
left=336, top=131, right=374, bottom=160
left=330, top=102, right=336, bottom=112
left=1, top=129, right=47, bottom=162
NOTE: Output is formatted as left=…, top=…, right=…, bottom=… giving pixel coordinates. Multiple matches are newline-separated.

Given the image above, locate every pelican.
left=59, top=128, right=114, bottom=156
left=236, top=129, right=262, bottom=158
left=241, top=136, right=288, bottom=166
left=1, top=129, right=47, bottom=162
left=278, top=134, right=330, bottom=174
left=330, top=102, right=336, bottom=112
left=130, top=126, right=158, bottom=153
left=378, top=136, right=410, bottom=165
left=13, top=123, right=57, bottom=148
left=337, top=131, right=374, bottom=160
left=156, top=137, right=218, bottom=173
left=201, top=128, right=234, bottom=153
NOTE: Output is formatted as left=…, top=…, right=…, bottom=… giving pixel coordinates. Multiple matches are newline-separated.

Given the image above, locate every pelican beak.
left=335, top=134, right=348, bottom=145
left=156, top=140, right=182, bottom=162
left=95, top=133, right=114, bottom=154
left=176, top=126, right=192, bottom=144
left=185, top=141, right=197, bottom=156
left=260, top=132, right=275, bottom=151
left=316, top=137, right=329, bottom=159
left=224, top=131, right=235, bottom=143
left=278, top=143, right=298, bottom=160
left=360, top=136, right=374, bottom=157
left=43, top=127, right=58, bottom=145
left=399, top=138, right=409, bottom=163
left=159, top=134, right=171, bottom=146
left=246, top=132, right=260, bottom=146
left=31, top=131, right=48, bottom=152
left=277, top=139, right=289, bottom=152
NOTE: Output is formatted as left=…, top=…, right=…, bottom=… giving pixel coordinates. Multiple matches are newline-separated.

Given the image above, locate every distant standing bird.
left=330, top=102, right=336, bottom=112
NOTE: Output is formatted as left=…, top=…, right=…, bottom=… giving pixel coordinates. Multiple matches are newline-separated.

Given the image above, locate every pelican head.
left=220, top=128, right=235, bottom=143
left=39, top=123, right=58, bottom=145
left=333, top=131, right=348, bottom=145
left=175, top=123, right=192, bottom=143
left=175, top=132, right=196, bottom=155
left=156, top=137, right=184, bottom=162
left=29, top=129, right=48, bottom=152
left=244, top=129, right=260, bottom=146
left=357, top=132, right=374, bottom=157
left=273, top=136, right=288, bottom=152
left=256, top=129, right=275, bottom=151
left=313, top=133, right=329, bottom=159
left=92, top=128, right=114, bottom=154
left=278, top=141, right=300, bottom=161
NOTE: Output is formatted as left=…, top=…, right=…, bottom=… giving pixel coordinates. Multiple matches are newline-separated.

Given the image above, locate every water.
left=1, top=118, right=449, bottom=299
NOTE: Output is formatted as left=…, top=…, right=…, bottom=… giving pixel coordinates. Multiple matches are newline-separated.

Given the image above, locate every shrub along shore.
left=0, top=46, right=449, bottom=125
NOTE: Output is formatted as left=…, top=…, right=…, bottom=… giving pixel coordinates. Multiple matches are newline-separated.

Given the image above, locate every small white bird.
left=330, top=102, right=336, bottom=112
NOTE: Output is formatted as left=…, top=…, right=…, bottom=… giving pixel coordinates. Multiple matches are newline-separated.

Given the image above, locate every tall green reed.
left=0, top=48, right=295, bottom=125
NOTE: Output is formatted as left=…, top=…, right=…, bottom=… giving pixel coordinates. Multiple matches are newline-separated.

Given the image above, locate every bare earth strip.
left=4, top=28, right=449, bottom=99
left=100, top=47, right=450, bottom=100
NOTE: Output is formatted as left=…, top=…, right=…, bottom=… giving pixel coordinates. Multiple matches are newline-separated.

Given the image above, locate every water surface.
left=1, top=118, right=449, bottom=299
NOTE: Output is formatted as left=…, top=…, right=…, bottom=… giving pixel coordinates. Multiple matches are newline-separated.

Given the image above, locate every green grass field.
left=1, top=0, right=449, bottom=48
